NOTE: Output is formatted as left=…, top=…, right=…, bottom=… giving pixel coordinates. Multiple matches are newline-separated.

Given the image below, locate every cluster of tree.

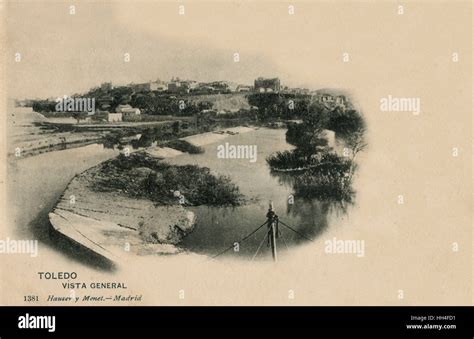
left=31, top=84, right=216, bottom=119
left=83, top=86, right=133, bottom=112
left=32, top=100, right=57, bottom=113
left=325, top=107, right=365, bottom=139
left=247, top=93, right=311, bottom=120
left=267, top=102, right=366, bottom=203
left=286, top=104, right=330, bottom=158
left=286, top=103, right=366, bottom=157
left=87, top=84, right=214, bottom=116
left=128, top=94, right=206, bottom=116
left=96, top=153, right=243, bottom=206
left=293, top=152, right=355, bottom=203
left=31, top=99, right=90, bottom=122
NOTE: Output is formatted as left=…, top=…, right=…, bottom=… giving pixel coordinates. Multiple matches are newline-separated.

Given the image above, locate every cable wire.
left=251, top=231, right=269, bottom=262
left=279, top=220, right=314, bottom=242
left=212, top=220, right=268, bottom=258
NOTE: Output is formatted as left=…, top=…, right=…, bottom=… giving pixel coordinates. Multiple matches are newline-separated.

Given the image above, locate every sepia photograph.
left=0, top=0, right=472, bottom=335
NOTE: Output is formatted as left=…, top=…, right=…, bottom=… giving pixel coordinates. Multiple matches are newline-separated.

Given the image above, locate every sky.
left=5, top=1, right=471, bottom=101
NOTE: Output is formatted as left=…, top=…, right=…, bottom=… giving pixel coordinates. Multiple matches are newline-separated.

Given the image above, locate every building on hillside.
left=318, top=93, right=334, bottom=103
left=108, top=113, right=123, bottom=123
left=313, top=93, right=348, bottom=110
left=167, top=81, right=183, bottom=93
left=236, top=85, right=251, bottom=92
left=186, top=80, right=198, bottom=90
left=168, top=77, right=197, bottom=93
left=116, top=104, right=141, bottom=118
left=335, top=95, right=346, bottom=106
left=122, top=108, right=141, bottom=116
left=198, top=85, right=216, bottom=93
left=254, top=77, right=281, bottom=93
left=209, top=81, right=231, bottom=93
left=115, top=104, right=132, bottom=112
left=287, top=88, right=310, bottom=95
left=129, top=79, right=167, bottom=92
left=152, top=83, right=168, bottom=91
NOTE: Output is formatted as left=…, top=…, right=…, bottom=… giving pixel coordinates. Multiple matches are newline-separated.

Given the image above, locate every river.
left=8, top=127, right=347, bottom=262
left=162, top=128, right=343, bottom=260
left=8, top=144, right=121, bottom=268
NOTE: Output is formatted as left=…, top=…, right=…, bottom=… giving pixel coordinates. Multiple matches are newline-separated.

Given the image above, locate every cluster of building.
left=313, top=93, right=347, bottom=110
left=20, top=76, right=349, bottom=124
left=123, top=78, right=251, bottom=95
left=100, top=104, right=141, bottom=123
left=101, top=76, right=294, bottom=96
left=253, top=78, right=348, bottom=110
left=128, top=77, right=281, bottom=95
left=101, top=77, right=347, bottom=107
left=254, top=77, right=281, bottom=93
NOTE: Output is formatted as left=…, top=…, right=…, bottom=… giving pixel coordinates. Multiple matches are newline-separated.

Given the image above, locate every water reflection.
left=166, top=128, right=351, bottom=260
left=272, top=170, right=354, bottom=214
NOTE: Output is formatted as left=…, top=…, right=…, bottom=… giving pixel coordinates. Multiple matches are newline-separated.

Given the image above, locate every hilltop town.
left=17, top=76, right=351, bottom=124
left=11, top=76, right=356, bottom=158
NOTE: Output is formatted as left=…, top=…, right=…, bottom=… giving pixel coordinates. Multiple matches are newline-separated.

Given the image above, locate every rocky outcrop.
left=49, top=164, right=196, bottom=263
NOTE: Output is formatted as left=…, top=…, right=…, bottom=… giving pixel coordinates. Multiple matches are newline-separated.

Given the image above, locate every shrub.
left=93, top=153, right=242, bottom=206
left=161, top=140, right=204, bottom=154
left=293, top=152, right=354, bottom=202
left=266, top=150, right=307, bottom=170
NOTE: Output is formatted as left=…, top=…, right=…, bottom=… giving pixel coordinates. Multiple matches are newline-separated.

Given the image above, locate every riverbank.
left=10, top=111, right=255, bottom=159
left=10, top=132, right=104, bottom=158
left=8, top=109, right=105, bottom=157
left=179, top=126, right=254, bottom=147
left=47, top=128, right=251, bottom=263
left=49, top=163, right=197, bottom=261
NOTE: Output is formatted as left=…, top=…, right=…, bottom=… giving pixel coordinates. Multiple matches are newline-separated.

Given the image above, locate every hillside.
left=188, top=93, right=250, bottom=111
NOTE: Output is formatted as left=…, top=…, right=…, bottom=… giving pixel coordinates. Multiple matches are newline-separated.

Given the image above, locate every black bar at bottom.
left=0, top=306, right=472, bottom=337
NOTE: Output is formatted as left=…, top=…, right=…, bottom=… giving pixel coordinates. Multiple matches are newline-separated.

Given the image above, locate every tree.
left=198, top=101, right=213, bottom=111
left=326, top=109, right=365, bottom=139
left=72, top=112, right=87, bottom=123
left=247, top=93, right=283, bottom=119
left=345, top=127, right=367, bottom=160
left=285, top=103, right=330, bottom=160
left=32, top=100, right=56, bottom=113
left=110, top=86, right=134, bottom=108
left=302, top=102, right=330, bottom=129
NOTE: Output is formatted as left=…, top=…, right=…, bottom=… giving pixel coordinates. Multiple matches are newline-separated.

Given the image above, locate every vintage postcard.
left=0, top=0, right=472, bottom=307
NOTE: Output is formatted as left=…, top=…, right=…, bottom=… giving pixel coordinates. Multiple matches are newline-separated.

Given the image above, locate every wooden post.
left=270, top=220, right=277, bottom=262
left=267, top=201, right=278, bottom=262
